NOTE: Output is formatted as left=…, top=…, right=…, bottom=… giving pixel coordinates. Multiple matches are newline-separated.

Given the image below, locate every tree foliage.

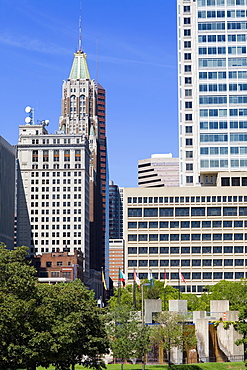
left=0, top=244, right=109, bottom=370
left=106, top=304, right=149, bottom=369
left=150, top=312, right=197, bottom=367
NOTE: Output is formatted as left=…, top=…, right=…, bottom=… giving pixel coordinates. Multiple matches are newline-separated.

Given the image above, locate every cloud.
left=0, top=33, right=70, bottom=55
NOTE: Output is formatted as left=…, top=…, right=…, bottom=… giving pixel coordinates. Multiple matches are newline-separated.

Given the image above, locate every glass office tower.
left=178, top=0, right=247, bottom=186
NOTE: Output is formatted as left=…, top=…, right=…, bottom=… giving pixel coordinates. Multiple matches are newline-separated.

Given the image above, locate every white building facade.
left=17, top=123, right=91, bottom=279
left=124, top=172, right=247, bottom=293
left=178, top=0, right=247, bottom=186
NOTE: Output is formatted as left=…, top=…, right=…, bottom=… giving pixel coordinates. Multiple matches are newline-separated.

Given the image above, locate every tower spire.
left=78, top=2, right=82, bottom=52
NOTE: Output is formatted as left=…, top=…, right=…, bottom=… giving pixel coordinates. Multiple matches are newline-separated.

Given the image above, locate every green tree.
left=107, top=304, right=149, bottom=370
left=0, top=244, right=109, bottom=370
left=33, top=280, right=109, bottom=370
left=0, top=244, right=38, bottom=370
left=206, top=280, right=247, bottom=311
left=150, top=312, right=197, bottom=368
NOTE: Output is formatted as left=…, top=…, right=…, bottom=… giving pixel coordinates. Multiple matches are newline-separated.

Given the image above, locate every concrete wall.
left=169, top=300, right=188, bottom=312
left=195, top=319, right=209, bottom=362
left=145, top=299, right=162, bottom=324
left=216, top=323, right=244, bottom=361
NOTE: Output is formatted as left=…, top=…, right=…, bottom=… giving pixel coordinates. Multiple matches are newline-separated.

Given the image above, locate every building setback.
left=177, top=0, right=247, bottom=186
left=125, top=172, right=247, bottom=293
left=138, top=154, right=179, bottom=188
left=0, top=136, right=16, bottom=249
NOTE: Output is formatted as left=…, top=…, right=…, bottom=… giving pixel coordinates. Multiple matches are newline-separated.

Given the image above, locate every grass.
left=35, top=362, right=246, bottom=370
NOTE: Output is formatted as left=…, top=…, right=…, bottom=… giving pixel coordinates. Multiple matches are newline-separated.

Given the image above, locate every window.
left=175, top=208, right=189, bottom=217
left=185, top=65, right=192, bottom=72
left=149, top=235, right=158, bottom=242
left=186, top=176, right=193, bottom=184
left=144, top=208, right=158, bottom=217
left=214, top=272, right=223, bottom=279
left=203, top=259, right=212, bottom=266
left=181, top=247, right=190, bottom=254
left=139, top=247, right=148, bottom=254
left=139, top=222, right=147, bottom=228
left=181, top=260, right=190, bottom=266
left=170, top=221, right=179, bottom=228
left=191, top=207, right=205, bottom=216
left=224, top=272, right=233, bottom=279
left=128, top=208, right=142, bottom=217
left=128, top=260, right=137, bottom=267
left=202, top=221, right=211, bottom=228
left=192, top=272, right=201, bottom=280
left=128, top=247, right=137, bottom=254
left=213, top=259, right=222, bottom=266
left=171, top=247, right=179, bottom=253
left=160, top=247, right=169, bottom=254
left=149, top=260, right=158, bottom=267
left=171, top=260, right=180, bottom=267
left=181, top=234, right=190, bottom=241
left=202, top=246, right=211, bottom=253
left=139, top=234, right=147, bottom=241
left=149, top=247, right=158, bottom=254
left=160, top=221, right=168, bottom=228
left=192, top=260, right=201, bottom=267
left=128, top=235, right=137, bottom=241
left=191, top=221, right=200, bottom=228
left=181, top=221, right=190, bottom=228
left=139, top=260, right=148, bottom=267
left=203, top=272, right=212, bottom=279
left=234, top=246, right=243, bottom=253
left=160, top=208, right=174, bottom=217
left=192, top=247, right=201, bottom=253
left=213, top=234, right=222, bottom=241
left=223, top=207, right=237, bottom=216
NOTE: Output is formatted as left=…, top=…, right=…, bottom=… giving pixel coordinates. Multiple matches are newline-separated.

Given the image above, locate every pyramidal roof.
left=69, top=51, right=90, bottom=80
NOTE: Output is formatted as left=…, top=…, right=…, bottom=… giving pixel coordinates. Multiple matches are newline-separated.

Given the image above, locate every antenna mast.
left=78, top=2, right=82, bottom=52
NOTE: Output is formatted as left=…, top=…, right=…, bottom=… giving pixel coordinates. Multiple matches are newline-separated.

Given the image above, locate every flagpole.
left=178, top=269, right=181, bottom=300
left=118, top=267, right=121, bottom=305
left=133, top=269, right=136, bottom=308
left=164, top=269, right=166, bottom=311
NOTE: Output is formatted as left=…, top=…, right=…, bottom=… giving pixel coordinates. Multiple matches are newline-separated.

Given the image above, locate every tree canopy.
left=0, top=244, right=109, bottom=370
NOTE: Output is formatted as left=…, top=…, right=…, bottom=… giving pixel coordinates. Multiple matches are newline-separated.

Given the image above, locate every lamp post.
left=141, top=283, right=150, bottom=370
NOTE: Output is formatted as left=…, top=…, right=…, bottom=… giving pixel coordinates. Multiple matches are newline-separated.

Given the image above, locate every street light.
left=141, top=283, right=150, bottom=370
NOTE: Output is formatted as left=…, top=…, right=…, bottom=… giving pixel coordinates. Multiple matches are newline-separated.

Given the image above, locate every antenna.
left=78, top=2, right=82, bottom=52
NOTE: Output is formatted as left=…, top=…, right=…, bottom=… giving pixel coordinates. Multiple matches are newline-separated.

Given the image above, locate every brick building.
left=30, top=250, right=84, bottom=283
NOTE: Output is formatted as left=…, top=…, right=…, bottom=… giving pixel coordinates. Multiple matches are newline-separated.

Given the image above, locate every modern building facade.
left=178, top=0, right=247, bottom=186
left=124, top=171, right=247, bottom=293
left=109, top=181, right=123, bottom=239
left=59, top=48, right=108, bottom=276
left=0, top=136, right=16, bottom=249
left=17, top=122, right=91, bottom=281
left=138, top=154, right=179, bottom=188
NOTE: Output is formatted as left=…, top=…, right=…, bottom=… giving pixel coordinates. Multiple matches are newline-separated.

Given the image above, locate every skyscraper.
left=59, top=47, right=108, bottom=275
left=0, top=137, right=16, bottom=249
left=178, top=0, right=247, bottom=186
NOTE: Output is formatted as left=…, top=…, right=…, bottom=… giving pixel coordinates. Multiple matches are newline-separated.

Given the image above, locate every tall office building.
left=178, top=0, right=247, bottom=186
left=59, top=47, right=108, bottom=274
left=17, top=122, right=91, bottom=281
left=0, top=137, right=16, bottom=249
left=138, top=154, right=179, bottom=188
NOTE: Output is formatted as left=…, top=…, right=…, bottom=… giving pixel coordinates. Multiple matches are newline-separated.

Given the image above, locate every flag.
left=179, top=270, right=186, bottom=284
left=164, top=269, right=168, bottom=288
left=102, top=269, right=107, bottom=290
left=148, top=270, right=154, bottom=286
left=119, top=269, right=127, bottom=287
left=134, top=269, right=140, bottom=287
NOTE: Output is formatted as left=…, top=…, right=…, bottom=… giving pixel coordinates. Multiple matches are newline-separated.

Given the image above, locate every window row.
left=199, top=47, right=247, bottom=55
left=198, top=10, right=247, bottom=18
left=128, top=246, right=247, bottom=255
left=199, top=71, right=247, bottom=80
left=128, top=271, right=247, bottom=281
left=201, top=159, right=247, bottom=168
left=32, top=150, right=81, bottom=162
left=128, top=233, right=247, bottom=242
left=128, top=258, right=247, bottom=267
left=198, top=0, right=246, bottom=5
left=128, top=220, right=247, bottom=229
left=127, top=195, right=247, bottom=204
left=200, top=84, right=247, bottom=92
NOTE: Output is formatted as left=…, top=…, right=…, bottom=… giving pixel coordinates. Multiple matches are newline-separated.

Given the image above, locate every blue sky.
left=0, top=0, right=178, bottom=187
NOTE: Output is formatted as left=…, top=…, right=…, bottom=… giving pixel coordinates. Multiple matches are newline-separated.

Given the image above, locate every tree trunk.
left=121, top=361, right=124, bottom=370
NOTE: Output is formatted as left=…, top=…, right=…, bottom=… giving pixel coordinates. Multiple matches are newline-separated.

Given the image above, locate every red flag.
left=179, top=271, right=186, bottom=284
